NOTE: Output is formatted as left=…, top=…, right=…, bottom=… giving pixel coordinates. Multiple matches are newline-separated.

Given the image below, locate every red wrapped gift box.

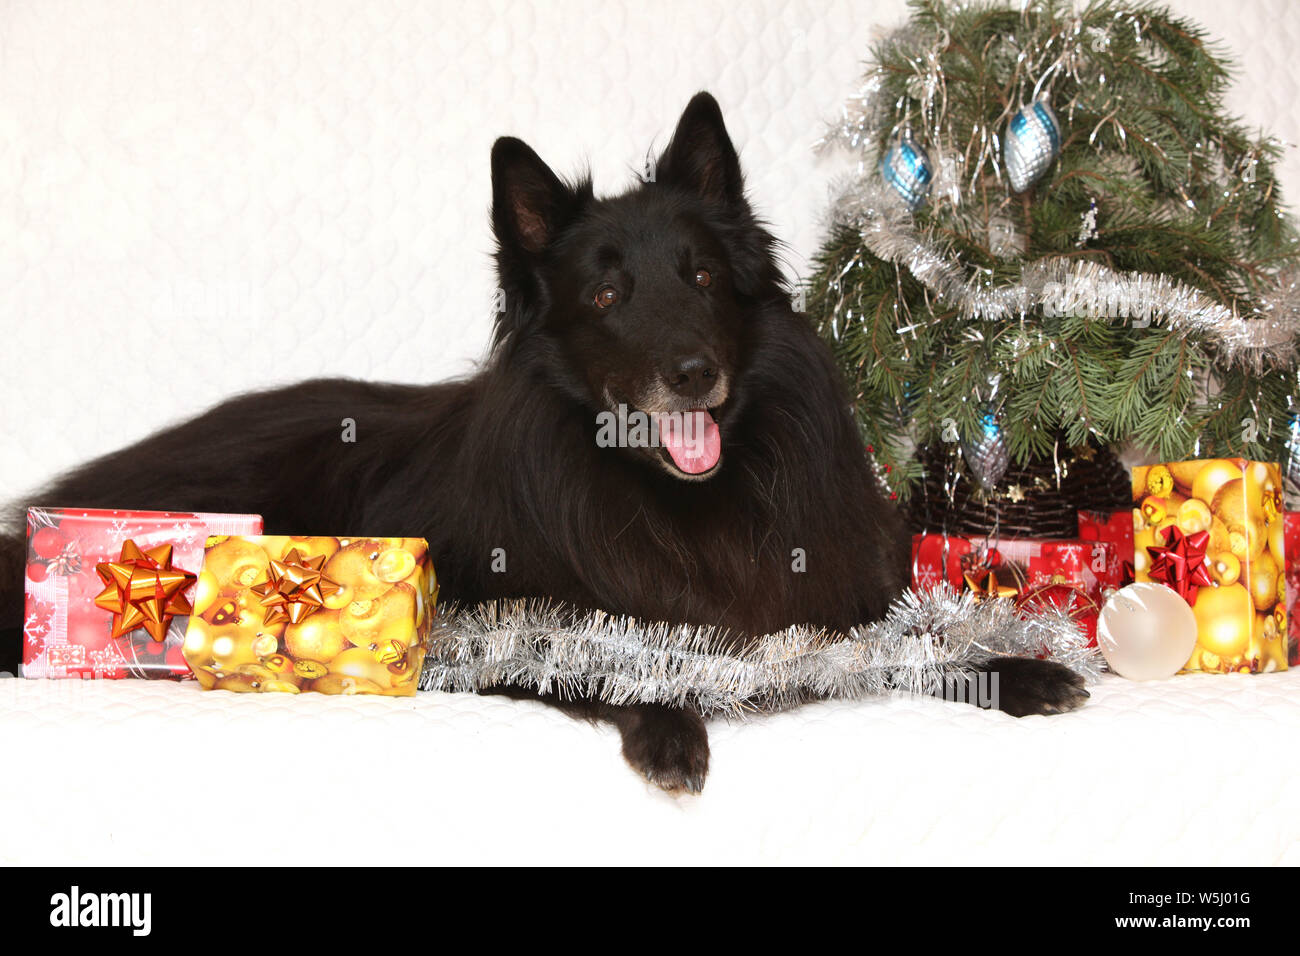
left=22, top=507, right=263, bottom=679
left=1077, top=509, right=1135, bottom=584
left=911, top=532, right=1120, bottom=644
left=1286, top=512, right=1299, bottom=667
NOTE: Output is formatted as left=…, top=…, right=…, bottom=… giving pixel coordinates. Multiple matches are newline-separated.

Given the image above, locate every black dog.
left=0, top=93, right=1086, bottom=791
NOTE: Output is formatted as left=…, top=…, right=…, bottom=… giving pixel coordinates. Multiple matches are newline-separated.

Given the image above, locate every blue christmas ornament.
left=961, top=410, right=1009, bottom=490
left=880, top=132, right=933, bottom=210
left=1004, top=98, right=1062, bottom=193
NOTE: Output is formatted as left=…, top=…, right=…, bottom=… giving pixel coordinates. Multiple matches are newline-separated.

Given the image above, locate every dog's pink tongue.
left=659, top=410, right=721, bottom=474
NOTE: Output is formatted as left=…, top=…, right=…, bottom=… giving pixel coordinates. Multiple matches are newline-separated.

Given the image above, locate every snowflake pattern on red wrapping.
left=22, top=600, right=54, bottom=666
left=48, top=644, right=87, bottom=669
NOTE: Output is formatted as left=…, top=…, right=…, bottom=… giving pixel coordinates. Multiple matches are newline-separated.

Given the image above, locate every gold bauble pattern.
left=183, top=534, right=436, bottom=695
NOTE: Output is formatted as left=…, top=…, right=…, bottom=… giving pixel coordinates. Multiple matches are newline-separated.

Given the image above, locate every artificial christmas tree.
left=808, top=0, right=1300, bottom=535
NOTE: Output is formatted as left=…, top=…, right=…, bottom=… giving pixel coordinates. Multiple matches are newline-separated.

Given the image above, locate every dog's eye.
left=594, top=285, right=620, bottom=309
left=695, top=269, right=712, bottom=288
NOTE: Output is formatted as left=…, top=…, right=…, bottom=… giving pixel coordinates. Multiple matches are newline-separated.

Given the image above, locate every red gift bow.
left=1146, top=526, right=1213, bottom=605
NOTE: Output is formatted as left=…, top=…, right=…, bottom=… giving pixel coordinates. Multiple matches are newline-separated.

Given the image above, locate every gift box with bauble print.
left=1132, top=460, right=1286, bottom=673
left=182, top=535, right=437, bottom=696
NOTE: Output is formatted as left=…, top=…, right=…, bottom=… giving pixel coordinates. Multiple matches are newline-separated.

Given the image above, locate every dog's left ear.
left=658, top=92, right=746, bottom=209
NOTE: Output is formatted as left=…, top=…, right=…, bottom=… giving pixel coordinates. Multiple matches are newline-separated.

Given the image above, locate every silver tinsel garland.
left=419, top=586, right=1103, bottom=717
left=825, top=178, right=1300, bottom=370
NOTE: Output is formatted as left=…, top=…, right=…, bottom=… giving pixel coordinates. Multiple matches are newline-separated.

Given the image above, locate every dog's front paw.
left=981, top=656, right=1090, bottom=717
left=618, top=705, right=710, bottom=794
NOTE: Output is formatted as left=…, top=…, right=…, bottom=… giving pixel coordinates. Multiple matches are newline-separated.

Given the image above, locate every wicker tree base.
left=903, top=440, right=1132, bottom=538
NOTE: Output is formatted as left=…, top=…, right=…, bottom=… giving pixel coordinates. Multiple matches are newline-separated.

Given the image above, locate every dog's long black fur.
left=0, top=94, right=1086, bottom=791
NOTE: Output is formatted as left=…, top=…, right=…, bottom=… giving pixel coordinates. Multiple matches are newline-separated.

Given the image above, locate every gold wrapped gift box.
left=1132, top=460, right=1286, bottom=673
left=183, top=535, right=437, bottom=696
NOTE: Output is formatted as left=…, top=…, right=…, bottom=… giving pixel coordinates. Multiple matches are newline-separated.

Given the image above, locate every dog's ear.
left=657, top=92, right=745, bottom=209
left=491, top=137, right=573, bottom=257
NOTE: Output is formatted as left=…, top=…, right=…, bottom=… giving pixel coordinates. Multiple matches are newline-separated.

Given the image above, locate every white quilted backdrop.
left=2, top=0, right=1298, bottom=497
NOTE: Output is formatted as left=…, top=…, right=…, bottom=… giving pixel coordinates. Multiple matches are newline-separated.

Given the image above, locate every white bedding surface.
left=4, top=671, right=1298, bottom=866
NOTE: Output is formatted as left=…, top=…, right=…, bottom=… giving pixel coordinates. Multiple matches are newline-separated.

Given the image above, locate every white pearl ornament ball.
left=1096, top=583, right=1198, bottom=681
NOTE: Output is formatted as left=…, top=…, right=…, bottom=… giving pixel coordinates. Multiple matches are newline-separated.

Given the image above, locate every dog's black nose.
left=666, top=356, right=718, bottom=399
